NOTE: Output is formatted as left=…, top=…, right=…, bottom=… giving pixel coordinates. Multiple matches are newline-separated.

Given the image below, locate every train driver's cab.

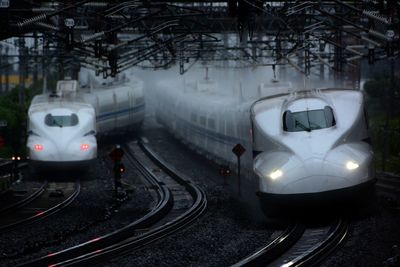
left=45, top=113, right=79, bottom=128
left=283, top=99, right=336, bottom=132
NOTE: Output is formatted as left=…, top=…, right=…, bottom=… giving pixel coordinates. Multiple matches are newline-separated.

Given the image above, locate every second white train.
left=155, top=76, right=375, bottom=209
left=26, top=75, right=145, bottom=168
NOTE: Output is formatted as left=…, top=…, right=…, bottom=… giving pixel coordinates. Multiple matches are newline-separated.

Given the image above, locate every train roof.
left=251, top=88, right=363, bottom=136
left=28, top=94, right=94, bottom=115
left=157, top=79, right=253, bottom=111
left=251, top=88, right=361, bottom=114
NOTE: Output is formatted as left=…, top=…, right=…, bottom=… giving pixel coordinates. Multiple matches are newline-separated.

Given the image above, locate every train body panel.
left=83, top=79, right=145, bottom=134
left=156, top=80, right=254, bottom=173
left=156, top=77, right=375, bottom=207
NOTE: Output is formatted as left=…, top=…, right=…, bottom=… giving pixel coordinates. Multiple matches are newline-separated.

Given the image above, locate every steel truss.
left=0, top=0, right=398, bottom=78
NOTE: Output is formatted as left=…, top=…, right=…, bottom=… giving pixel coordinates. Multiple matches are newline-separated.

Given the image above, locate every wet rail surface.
left=0, top=180, right=80, bottom=233
left=232, top=219, right=348, bottom=267
left=0, top=180, right=47, bottom=214
left=19, top=139, right=207, bottom=266
left=376, top=173, right=400, bottom=207
left=0, top=160, right=28, bottom=195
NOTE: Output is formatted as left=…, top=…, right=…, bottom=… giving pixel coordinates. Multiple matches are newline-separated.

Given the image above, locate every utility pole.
left=33, top=32, right=38, bottom=84
left=5, top=45, right=9, bottom=92
left=18, top=37, right=25, bottom=105
left=42, top=41, right=48, bottom=93
left=382, top=30, right=396, bottom=171
left=0, top=44, right=3, bottom=93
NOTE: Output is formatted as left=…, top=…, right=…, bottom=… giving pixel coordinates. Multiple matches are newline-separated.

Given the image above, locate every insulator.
left=361, top=36, right=383, bottom=47
left=32, top=7, right=55, bottom=13
left=345, top=46, right=363, bottom=56
left=17, top=14, right=47, bottom=29
left=80, top=31, right=105, bottom=43
left=362, top=10, right=390, bottom=25
left=368, top=29, right=390, bottom=42
left=83, top=2, right=108, bottom=7
left=35, top=22, right=59, bottom=31
left=106, top=15, right=125, bottom=19
left=346, top=55, right=362, bottom=62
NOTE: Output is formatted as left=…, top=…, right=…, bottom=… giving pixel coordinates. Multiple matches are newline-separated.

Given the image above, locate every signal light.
left=109, top=145, right=124, bottom=162
left=219, top=165, right=231, bottom=177
left=34, top=144, right=43, bottom=151
left=118, top=163, right=125, bottom=173
left=81, top=144, right=90, bottom=151
left=114, top=162, right=125, bottom=174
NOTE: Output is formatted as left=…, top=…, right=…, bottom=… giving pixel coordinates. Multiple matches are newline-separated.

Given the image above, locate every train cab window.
left=283, top=106, right=335, bottom=132
left=45, top=114, right=79, bottom=127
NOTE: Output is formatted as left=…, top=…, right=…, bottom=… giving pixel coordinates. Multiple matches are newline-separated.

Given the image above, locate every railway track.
left=0, top=181, right=47, bottom=214
left=0, top=180, right=80, bottom=233
left=0, top=160, right=28, bottom=195
left=376, top=173, right=400, bottom=207
left=233, top=219, right=348, bottom=267
left=20, top=139, right=207, bottom=266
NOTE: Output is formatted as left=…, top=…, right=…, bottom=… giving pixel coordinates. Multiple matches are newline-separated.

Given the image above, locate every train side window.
left=135, top=96, right=143, bottom=104
left=199, top=116, right=206, bottom=126
left=71, top=114, right=79, bottom=125
left=324, top=106, right=336, bottom=127
left=208, top=118, right=215, bottom=130
left=283, top=111, right=293, bottom=131
left=219, top=117, right=225, bottom=133
left=191, top=112, right=197, bottom=123
left=226, top=121, right=234, bottom=135
left=363, top=108, right=369, bottom=129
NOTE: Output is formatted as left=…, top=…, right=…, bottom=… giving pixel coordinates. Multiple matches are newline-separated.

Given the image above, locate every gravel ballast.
left=105, top=118, right=400, bottom=267
left=0, top=150, right=154, bottom=266
left=103, top=119, right=276, bottom=266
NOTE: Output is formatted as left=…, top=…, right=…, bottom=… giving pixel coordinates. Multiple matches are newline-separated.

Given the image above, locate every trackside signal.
left=109, top=145, right=124, bottom=162
left=232, top=144, right=246, bottom=195
left=110, top=145, right=125, bottom=197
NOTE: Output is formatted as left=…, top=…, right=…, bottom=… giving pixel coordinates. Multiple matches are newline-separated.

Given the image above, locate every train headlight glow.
left=81, top=144, right=90, bottom=151
left=269, top=169, right=283, bottom=180
left=346, top=161, right=359, bottom=170
left=34, top=144, right=43, bottom=151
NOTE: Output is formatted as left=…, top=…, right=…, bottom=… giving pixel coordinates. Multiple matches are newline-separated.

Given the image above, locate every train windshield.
left=283, top=106, right=335, bottom=132
left=45, top=114, right=79, bottom=127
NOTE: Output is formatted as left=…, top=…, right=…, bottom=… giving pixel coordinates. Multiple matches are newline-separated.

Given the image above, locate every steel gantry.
left=0, top=0, right=398, bottom=79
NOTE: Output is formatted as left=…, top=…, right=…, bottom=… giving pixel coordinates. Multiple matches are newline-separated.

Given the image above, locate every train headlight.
left=269, top=169, right=283, bottom=180
left=346, top=161, right=359, bottom=170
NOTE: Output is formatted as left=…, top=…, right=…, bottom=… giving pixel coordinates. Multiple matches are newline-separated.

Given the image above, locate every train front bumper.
left=27, top=136, right=97, bottom=162
left=253, top=143, right=375, bottom=195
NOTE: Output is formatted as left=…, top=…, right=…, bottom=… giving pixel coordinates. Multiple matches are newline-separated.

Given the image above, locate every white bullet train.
left=27, top=75, right=145, bottom=169
left=155, top=76, right=376, bottom=209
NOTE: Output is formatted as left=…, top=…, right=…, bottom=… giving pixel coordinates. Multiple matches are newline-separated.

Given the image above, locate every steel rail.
left=232, top=219, right=348, bottom=267
left=376, top=173, right=400, bottom=207
left=38, top=140, right=207, bottom=266
left=292, top=219, right=348, bottom=266
left=231, top=223, right=306, bottom=267
left=0, top=181, right=80, bottom=233
left=0, top=181, right=47, bottom=214
left=19, top=144, right=172, bottom=267
left=0, top=160, right=29, bottom=196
